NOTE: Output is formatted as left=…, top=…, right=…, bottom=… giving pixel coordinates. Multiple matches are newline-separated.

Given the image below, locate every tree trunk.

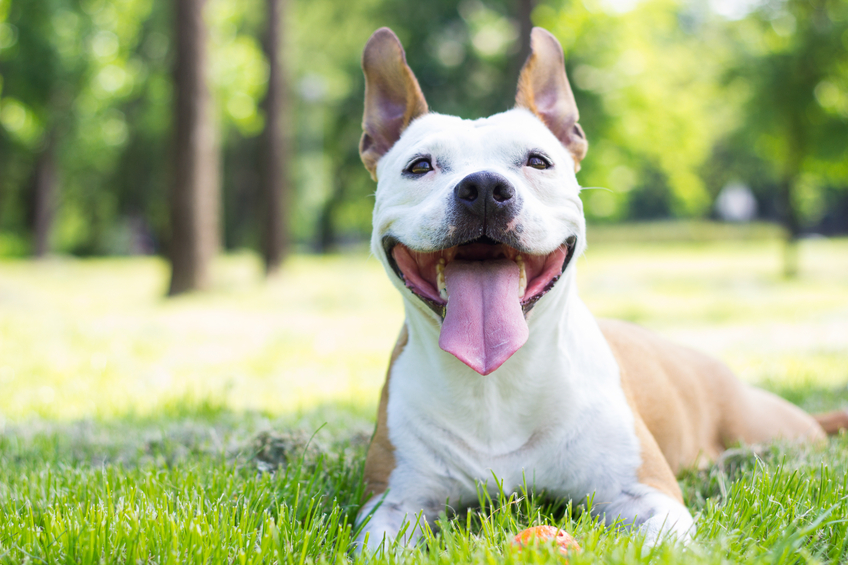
left=514, top=0, right=536, bottom=73
left=779, top=178, right=800, bottom=279
left=169, top=0, right=219, bottom=295
left=0, top=140, right=6, bottom=230
left=261, top=0, right=290, bottom=275
left=779, top=118, right=805, bottom=279
left=317, top=164, right=345, bottom=253
left=33, top=135, right=56, bottom=258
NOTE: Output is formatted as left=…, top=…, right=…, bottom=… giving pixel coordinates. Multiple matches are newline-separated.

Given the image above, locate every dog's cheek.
left=372, top=176, right=430, bottom=233
left=511, top=195, right=575, bottom=251
left=381, top=198, right=452, bottom=251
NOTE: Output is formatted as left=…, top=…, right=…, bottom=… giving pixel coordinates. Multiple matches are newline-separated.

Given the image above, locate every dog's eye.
left=527, top=155, right=550, bottom=170
left=407, top=158, right=433, bottom=175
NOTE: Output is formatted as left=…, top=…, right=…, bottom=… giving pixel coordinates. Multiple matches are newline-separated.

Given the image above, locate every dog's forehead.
left=384, top=109, right=569, bottom=168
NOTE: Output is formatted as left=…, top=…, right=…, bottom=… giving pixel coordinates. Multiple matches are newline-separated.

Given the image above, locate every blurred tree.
left=722, top=0, right=848, bottom=277
left=206, top=0, right=267, bottom=253
left=0, top=0, right=162, bottom=256
left=32, top=132, right=56, bottom=256
left=169, top=0, right=219, bottom=294
left=316, top=94, right=367, bottom=252
left=0, top=0, right=92, bottom=256
left=1, top=0, right=264, bottom=258
left=514, top=0, right=536, bottom=75
left=260, top=0, right=289, bottom=274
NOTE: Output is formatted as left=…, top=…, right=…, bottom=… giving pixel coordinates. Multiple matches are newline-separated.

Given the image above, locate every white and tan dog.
left=354, top=26, right=847, bottom=551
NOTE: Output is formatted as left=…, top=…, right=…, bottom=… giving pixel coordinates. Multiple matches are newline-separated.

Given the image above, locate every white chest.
left=385, top=295, right=642, bottom=507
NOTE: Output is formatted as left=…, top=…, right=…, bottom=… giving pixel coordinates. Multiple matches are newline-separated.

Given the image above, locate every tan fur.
left=600, top=319, right=827, bottom=478
left=619, top=374, right=685, bottom=502
left=363, top=325, right=408, bottom=499
left=360, top=28, right=428, bottom=180
left=515, top=28, right=588, bottom=171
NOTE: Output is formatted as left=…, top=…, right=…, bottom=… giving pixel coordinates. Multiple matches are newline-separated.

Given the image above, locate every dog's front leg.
left=603, top=484, right=694, bottom=545
left=354, top=494, right=433, bottom=553
left=596, top=394, right=695, bottom=545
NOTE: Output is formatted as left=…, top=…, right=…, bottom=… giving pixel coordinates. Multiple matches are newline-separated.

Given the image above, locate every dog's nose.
left=454, top=171, right=516, bottom=219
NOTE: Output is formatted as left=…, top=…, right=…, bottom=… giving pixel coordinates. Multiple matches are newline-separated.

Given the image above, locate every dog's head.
left=362, top=27, right=588, bottom=375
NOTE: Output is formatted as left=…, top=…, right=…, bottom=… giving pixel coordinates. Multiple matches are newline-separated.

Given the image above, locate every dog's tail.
left=814, top=410, right=848, bottom=435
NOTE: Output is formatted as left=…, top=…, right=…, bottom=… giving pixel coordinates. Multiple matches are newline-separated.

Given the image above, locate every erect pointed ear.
left=515, top=28, right=588, bottom=171
left=359, top=28, right=429, bottom=180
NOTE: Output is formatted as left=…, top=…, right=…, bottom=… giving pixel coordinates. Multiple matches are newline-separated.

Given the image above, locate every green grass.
left=1, top=236, right=848, bottom=563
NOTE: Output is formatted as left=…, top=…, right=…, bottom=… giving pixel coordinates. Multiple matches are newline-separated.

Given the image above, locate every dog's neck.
left=395, top=266, right=619, bottom=454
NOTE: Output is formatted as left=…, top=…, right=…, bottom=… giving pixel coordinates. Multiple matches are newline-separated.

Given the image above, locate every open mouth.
left=383, top=234, right=577, bottom=375
left=384, top=234, right=577, bottom=317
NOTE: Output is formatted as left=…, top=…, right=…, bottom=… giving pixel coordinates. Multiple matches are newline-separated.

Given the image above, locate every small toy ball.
left=513, top=525, right=581, bottom=556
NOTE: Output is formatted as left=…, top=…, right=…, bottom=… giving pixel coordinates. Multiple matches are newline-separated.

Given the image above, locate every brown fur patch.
left=362, top=325, right=409, bottom=499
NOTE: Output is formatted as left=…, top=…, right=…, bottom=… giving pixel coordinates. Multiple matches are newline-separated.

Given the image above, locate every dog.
left=353, top=26, right=848, bottom=551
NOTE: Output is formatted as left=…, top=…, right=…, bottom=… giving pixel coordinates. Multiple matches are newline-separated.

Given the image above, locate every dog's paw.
left=639, top=512, right=694, bottom=549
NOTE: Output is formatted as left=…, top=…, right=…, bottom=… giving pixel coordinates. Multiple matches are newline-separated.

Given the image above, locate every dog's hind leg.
left=721, top=383, right=827, bottom=445
left=813, top=410, right=848, bottom=435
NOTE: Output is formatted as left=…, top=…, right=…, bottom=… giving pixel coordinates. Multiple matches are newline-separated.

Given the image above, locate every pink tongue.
left=438, top=259, right=529, bottom=375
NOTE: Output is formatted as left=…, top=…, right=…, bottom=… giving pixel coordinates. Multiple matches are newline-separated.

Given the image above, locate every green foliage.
left=538, top=0, right=734, bottom=221
left=717, top=0, right=848, bottom=231
left=0, top=0, right=270, bottom=254
left=0, top=0, right=165, bottom=252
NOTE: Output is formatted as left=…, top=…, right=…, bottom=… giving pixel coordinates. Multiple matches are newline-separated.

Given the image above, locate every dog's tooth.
left=437, top=259, right=448, bottom=300
left=516, top=255, right=526, bottom=298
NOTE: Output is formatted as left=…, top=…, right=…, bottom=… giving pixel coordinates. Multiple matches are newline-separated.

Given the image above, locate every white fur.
left=356, top=108, right=693, bottom=551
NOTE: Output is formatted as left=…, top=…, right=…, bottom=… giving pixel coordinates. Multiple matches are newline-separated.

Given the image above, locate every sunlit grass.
left=0, top=253, right=404, bottom=421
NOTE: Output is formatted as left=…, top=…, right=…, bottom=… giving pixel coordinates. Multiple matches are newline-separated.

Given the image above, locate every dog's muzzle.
left=382, top=234, right=578, bottom=319
left=383, top=232, right=577, bottom=375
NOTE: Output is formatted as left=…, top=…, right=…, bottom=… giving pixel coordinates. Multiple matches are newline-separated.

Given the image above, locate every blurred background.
left=0, top=0, right=847, bottom=422
left=1, top=0, right=847, bottom=267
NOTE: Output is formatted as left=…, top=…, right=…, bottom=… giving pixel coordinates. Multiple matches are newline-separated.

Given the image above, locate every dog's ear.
left=360, top=28, right=429, bottom=180
left=515, top=28, right=587, bottom=171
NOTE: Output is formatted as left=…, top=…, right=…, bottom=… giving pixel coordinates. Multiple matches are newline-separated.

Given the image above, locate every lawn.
left=1, top=234, right=847, bottom=563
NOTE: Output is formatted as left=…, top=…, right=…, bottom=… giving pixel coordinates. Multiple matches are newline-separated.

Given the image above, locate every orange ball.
left=512, top=525, right=581, bottom=556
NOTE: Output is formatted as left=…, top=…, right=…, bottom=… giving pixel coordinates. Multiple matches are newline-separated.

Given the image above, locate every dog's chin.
left=382, top=234, right=578, bottom=319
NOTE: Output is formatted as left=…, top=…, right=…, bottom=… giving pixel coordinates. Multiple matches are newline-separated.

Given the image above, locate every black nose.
left=453, top=171, right=516, bottom=220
